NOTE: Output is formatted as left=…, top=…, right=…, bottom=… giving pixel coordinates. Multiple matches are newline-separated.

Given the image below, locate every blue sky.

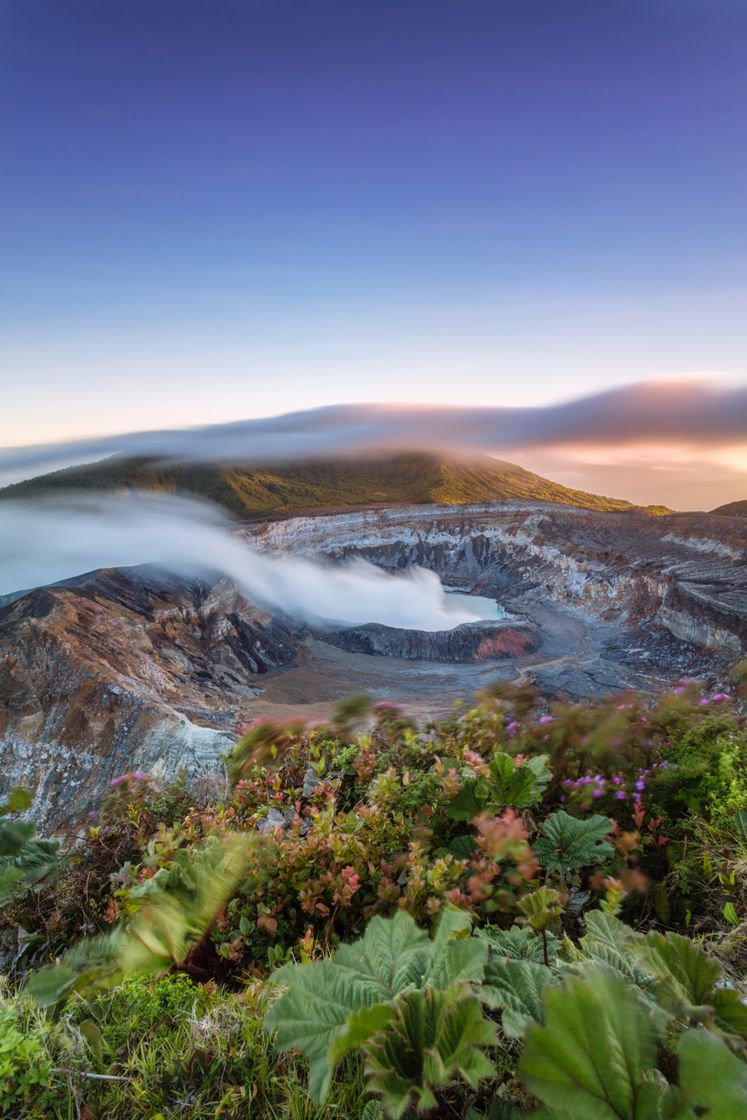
left=1, top=0, right=746, bottom=448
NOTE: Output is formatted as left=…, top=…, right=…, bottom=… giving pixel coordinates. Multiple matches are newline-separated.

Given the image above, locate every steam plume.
left=0, top=494, right=494, bottom=631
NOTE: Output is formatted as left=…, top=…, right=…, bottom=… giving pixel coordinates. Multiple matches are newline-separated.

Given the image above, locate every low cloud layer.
left=0, top=494, right=495, bottom=631
left=1, top=380, right=745, bottom=488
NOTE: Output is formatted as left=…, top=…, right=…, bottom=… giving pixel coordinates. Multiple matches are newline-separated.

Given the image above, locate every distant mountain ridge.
left=0, top=451, right=670, bottom=518
left=712, top=500, right=747, bottom=518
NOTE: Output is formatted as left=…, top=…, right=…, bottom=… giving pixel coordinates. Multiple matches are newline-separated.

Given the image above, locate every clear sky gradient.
left=1, top=1, right=746, bottom=502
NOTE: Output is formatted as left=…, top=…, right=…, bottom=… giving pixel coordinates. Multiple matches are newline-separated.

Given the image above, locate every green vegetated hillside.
left=0, top=451, right=670, bottom=518
left=713, top=499, right=747, bottom=517
left=2, top=679, right=746, bottom=1118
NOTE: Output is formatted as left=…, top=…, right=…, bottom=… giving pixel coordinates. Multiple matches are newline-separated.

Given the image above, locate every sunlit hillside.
left=0, top=452, right=672, bottom=518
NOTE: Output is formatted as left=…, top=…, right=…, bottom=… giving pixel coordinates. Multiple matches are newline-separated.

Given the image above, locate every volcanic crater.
left=2, top=499, right=745, bottom=829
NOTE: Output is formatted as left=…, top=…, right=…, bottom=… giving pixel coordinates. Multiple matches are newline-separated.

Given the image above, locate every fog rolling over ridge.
left=0, top=494, right=493, bottom=631
left=1, top=381, right=746, bottom=504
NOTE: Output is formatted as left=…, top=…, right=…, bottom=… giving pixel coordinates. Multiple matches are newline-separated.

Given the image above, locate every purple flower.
left=710, top=692, right=730, bottom=703
left=592, top=789, right=603, bottom=798
left=110, top=774, right=128, bottom=787
left=506, top=721, right=519, bottom=736
left=538, top=714, right=554, bottom=726
left=132, top=770, right=148, bottom=781
left=615, top=791, right=627, bottom=800
left=635, top=779, right=645, bottom=791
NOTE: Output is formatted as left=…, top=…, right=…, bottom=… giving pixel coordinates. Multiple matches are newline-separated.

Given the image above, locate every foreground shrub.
left=2, top=684, right=746, bottom=1117
left=265, top=907, right=495, bottom=1112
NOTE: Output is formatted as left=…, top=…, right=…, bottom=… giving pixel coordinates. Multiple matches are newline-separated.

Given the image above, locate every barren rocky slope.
left=0, top=568, right=299, bottom=831
left=1, top=500, right=744, bottom=830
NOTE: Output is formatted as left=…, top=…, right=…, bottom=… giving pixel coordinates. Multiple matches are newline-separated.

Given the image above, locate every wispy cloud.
left=0, top=379, right=745, bottom=487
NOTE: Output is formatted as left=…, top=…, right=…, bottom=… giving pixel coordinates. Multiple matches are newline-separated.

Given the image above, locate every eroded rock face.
left=248, top=502, right=747, bottom=654
left=325, top=620, right=538, bottom=662
left=0, top=567, right=299, bottom=831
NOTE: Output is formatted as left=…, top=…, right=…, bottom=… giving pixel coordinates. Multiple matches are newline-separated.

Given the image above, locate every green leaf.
left=331, top=910, right=432, bottom=999
left=266, top=959, right=392, bottom=1102
left=678, top=1029, right=747, bottom=1119
left=489, top=753, right=552, bottom=810
left=579, top=912, right=650, bottom=987
left=365, top=984, right=497, bottom=1119
left=425, top=907, right=487, bottom=988
left=711, top=986, right=747, bottom=1038
left=520, top=969, right=667, bottom=1119
left=447, top=779, right=490, bottom=822
left=481, top=958, right=557, bottom=1038
left=534, top=811, right=613, bottom=876
left=78, top=1019, right=104, bottom=1063
left=26, top=931, right=124, bottom=1008
left=637, top=931, right=721, bottom=1019
left=328, top=1003, right=397, bottom=1069
left=265, top=908, right=487, bottom=1105
left=517, top=887, right=564, bottom=933
left=723, top=901, right=740, bottom=926
left=445, top=834, right=478, bottom=859
left=477, top=924, right=559, bottom=963
left=27, top=834, right=252, bottom=1009
left=447, top=753, right=551, bottom=820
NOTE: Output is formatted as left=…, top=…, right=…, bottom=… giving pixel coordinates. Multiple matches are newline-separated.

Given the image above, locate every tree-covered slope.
left=0, top=451, right=666, bottom=518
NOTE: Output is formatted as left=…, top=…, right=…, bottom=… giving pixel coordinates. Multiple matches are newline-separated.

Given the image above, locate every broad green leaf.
left=488, top=753, right=552, bottom=810
left=534, top=811, right=613, bottom=876
left=678, top=1029, right=747, bottom=1119
left=28, top=834, right=251, bottom=1009
left=517, top=887, right=563, bottom=933
left=481, top=958, right=557, bottom=1038
left=365, top=984, right=497, bottom=1119
left=328, top=1003, right=397, bottom=1069
left=477, top=924, right=560, bottom=963
left=332, top=910, right=432, bottom=998
left=637, top=932, right=721, bottom=1020
left=447, top=753, right=551, bottom=820
left=712, top=986, right=747, bottom=1037
left=447, top=778, right=492, bottom=822
left=520, top=969, right=666, bottom=1119
left=445, top=834, right=478, bottom=859
left=26, top=931, right=124, bottom=1008
left=266, top=908, right=485, bottom=1105
left=266, top=960, right=389, bottom=1103
left=426, top=907, right=487, bottom=988
left=580, top=912, right=651, bottom=987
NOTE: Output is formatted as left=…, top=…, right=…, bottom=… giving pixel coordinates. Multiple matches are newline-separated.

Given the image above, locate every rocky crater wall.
left=246, top=502, right=747, bottom=654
